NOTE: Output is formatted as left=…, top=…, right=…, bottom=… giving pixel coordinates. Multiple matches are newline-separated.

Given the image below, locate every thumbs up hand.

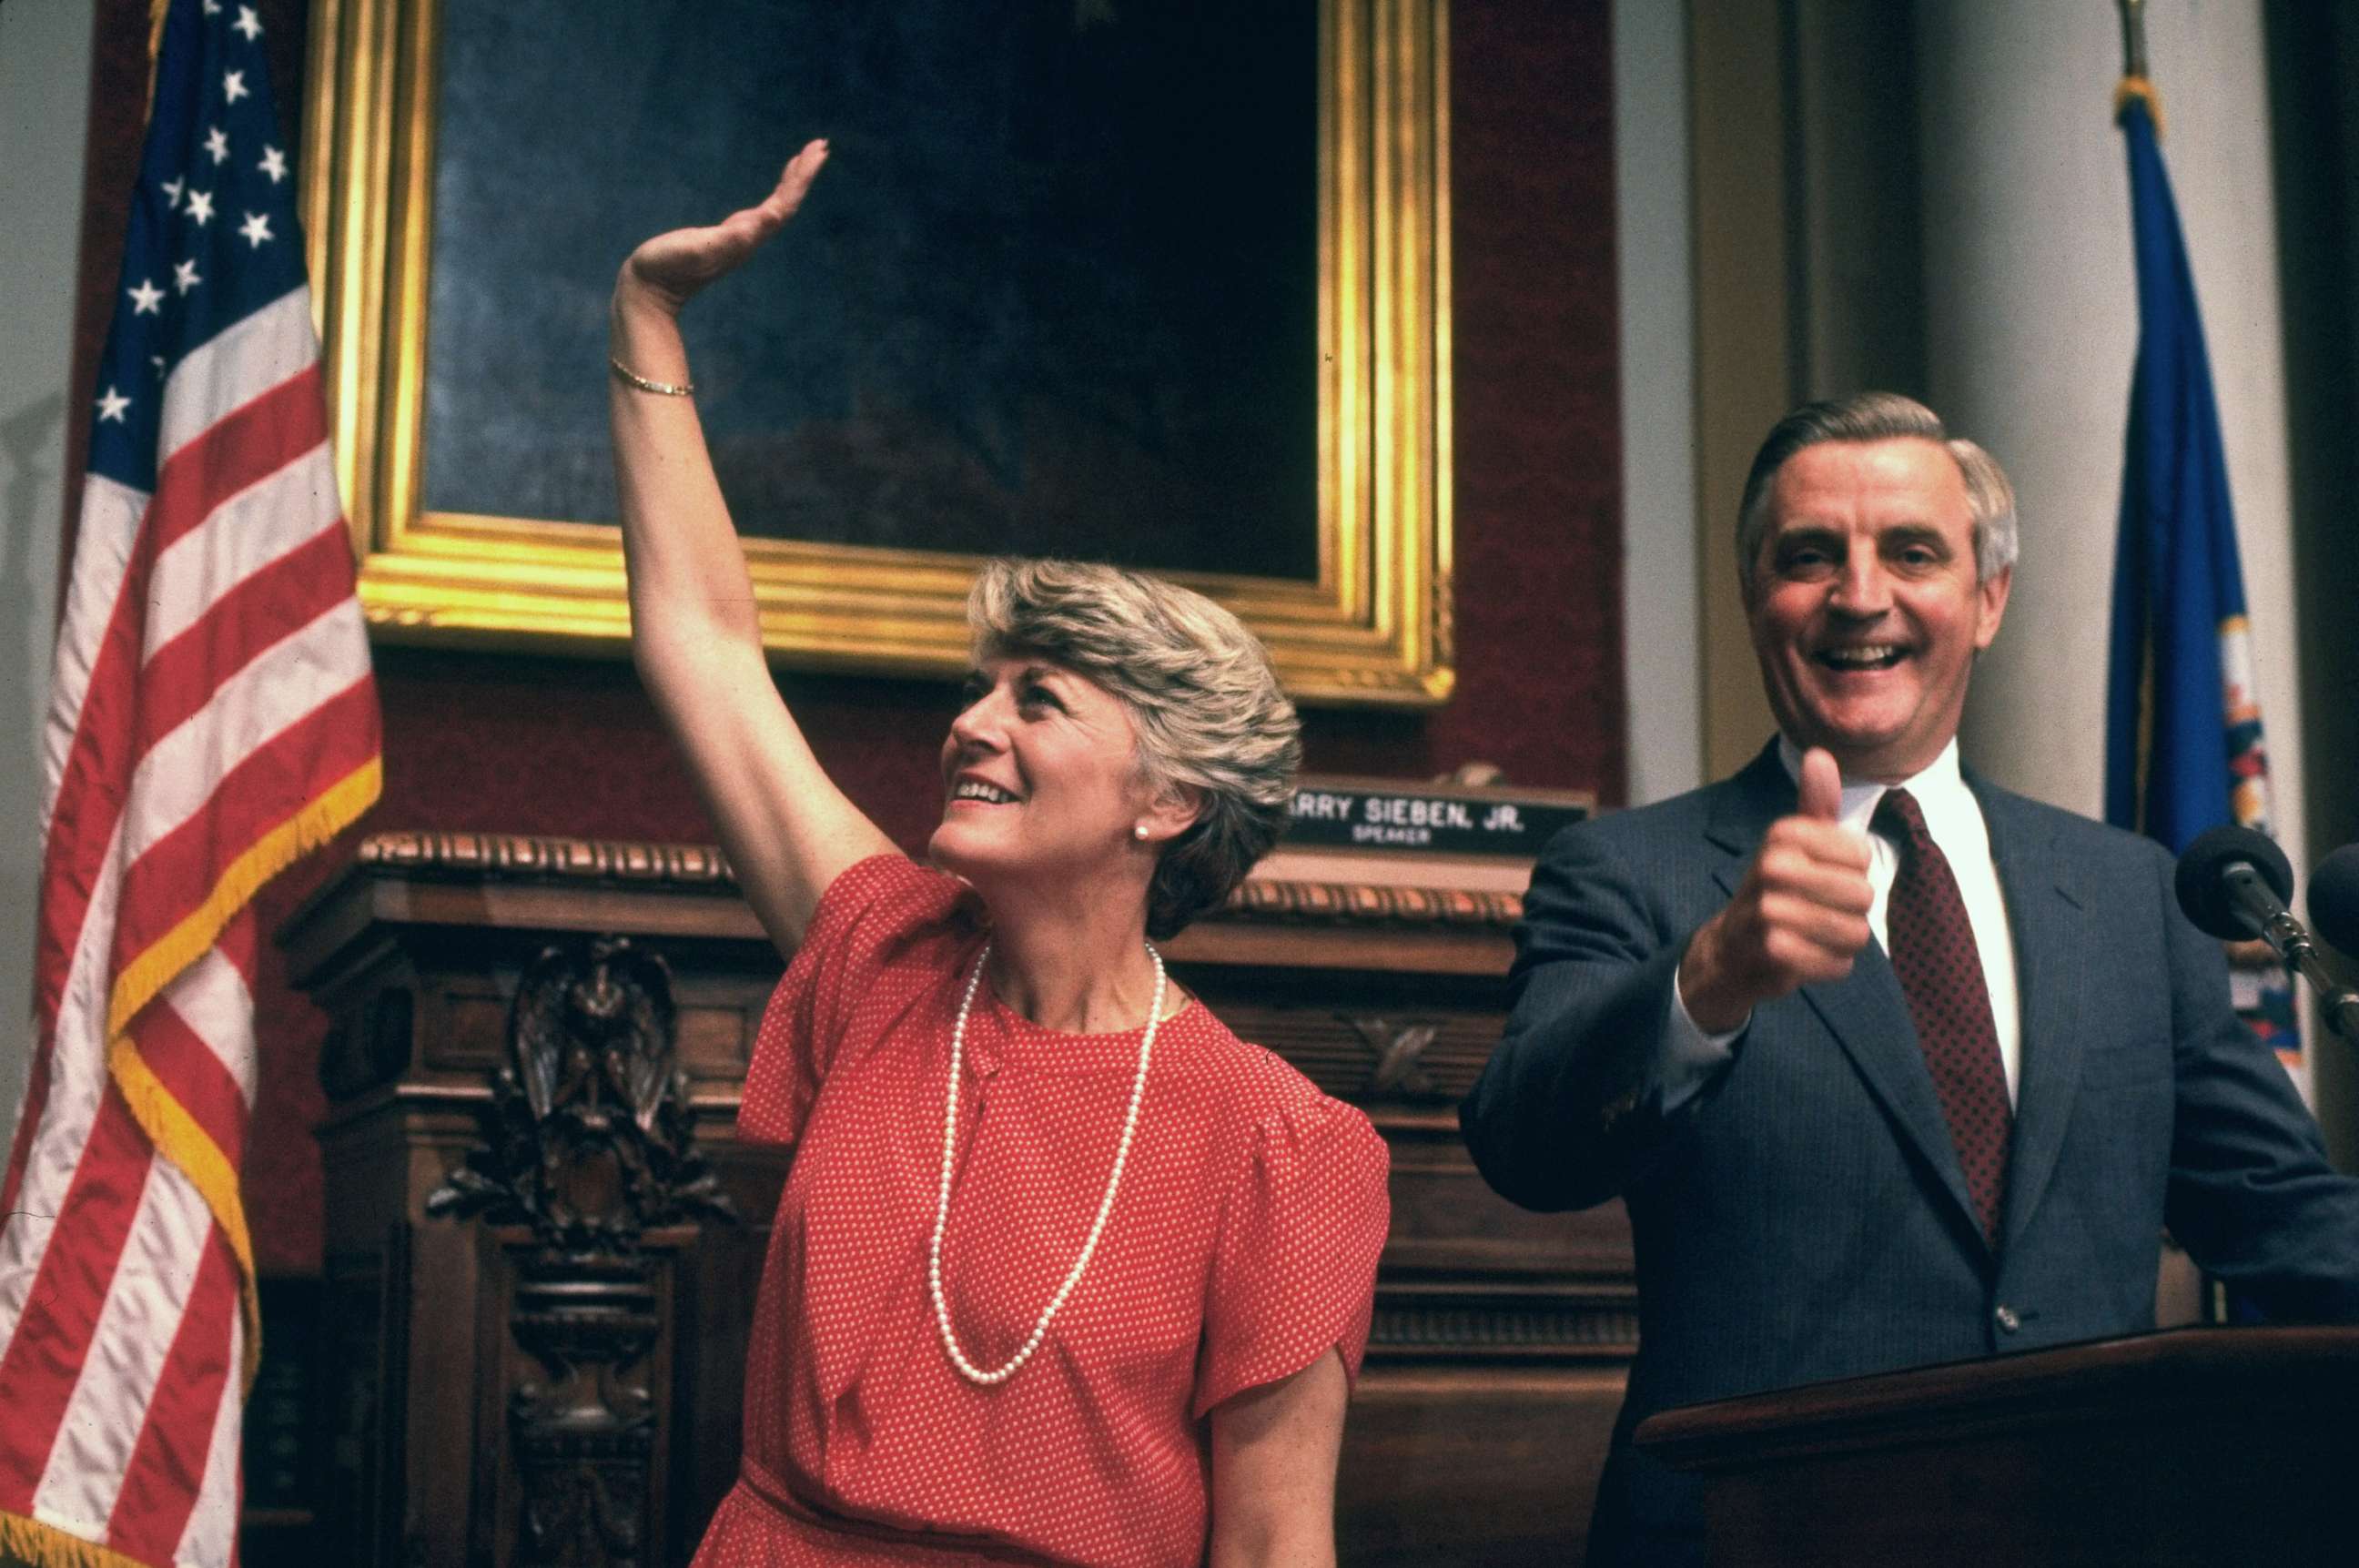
left=1797, top=745, right=1843, bottom=824
left=1679, top=747, right=1876, bottom=1033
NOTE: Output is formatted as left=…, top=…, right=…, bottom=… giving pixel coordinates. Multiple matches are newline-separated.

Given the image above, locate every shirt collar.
left=1774, top=735, right=1974, bottom=837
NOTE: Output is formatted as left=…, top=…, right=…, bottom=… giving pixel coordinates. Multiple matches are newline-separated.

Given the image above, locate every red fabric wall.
left=72, top=0, right=1622, bottom=1271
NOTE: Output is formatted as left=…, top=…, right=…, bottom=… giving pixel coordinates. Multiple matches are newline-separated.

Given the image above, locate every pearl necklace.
left=928, top=939, right=1164, bottom=1385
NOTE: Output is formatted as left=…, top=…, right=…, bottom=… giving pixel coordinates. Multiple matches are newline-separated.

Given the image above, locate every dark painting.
left=420, top=0, right=1321, bottom=581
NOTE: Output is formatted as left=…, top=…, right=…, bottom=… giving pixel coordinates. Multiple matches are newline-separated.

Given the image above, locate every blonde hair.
left=967, top=559, right=1301, bottom=938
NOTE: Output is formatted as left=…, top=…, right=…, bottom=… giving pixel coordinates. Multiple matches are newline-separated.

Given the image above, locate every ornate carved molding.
left=428, top=936, right=732, bottom=1250
left=360, top=832, right=734, bottom=887
left=1370, top=1302, right=1640, bottom=1355
left=1345, top=1016, right=1446, bottom=1099
left=1224, top=877, right=1520, bottom=927
left=508, top=1252, right=661, bottom=1568
left=426, top=936, right=735, bottom=1568
left=353, top=831, right=1524, bottom=929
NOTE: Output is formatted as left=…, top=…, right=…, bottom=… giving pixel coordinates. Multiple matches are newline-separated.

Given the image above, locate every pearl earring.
left=1133, top=823, right=1150, bottom=841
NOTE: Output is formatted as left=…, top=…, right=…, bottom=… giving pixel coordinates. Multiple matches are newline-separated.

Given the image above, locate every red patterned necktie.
left=1874, top=787, right=2010, bottom=1246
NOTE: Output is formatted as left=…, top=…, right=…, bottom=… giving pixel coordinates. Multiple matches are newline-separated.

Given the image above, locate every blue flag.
left=2104, top=88, right=2291, bottom=1057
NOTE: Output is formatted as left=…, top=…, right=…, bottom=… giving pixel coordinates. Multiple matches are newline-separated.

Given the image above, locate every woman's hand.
left=617, top=138, right=830, bottom=318
left=608, top=133, right=895, bottom=956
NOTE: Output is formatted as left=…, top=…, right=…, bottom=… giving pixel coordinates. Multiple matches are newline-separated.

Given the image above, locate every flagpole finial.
left=2113, top=0, right=2164, bottom=137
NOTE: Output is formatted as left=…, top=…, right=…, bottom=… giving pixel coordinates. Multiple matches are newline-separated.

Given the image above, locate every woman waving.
left=609, top=142, right=1389, bottom=1567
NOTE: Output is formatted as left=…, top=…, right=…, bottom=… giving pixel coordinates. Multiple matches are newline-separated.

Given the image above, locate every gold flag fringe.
left=107, top=1037, right=262, bottom=1389
left=106, top=759, right=383, bottom=1042
left=0, top=1508, right=157, bottom=1568
left=100, top=754, right=383, bottom=1393
left=118, top=0, right=389, bottom=1433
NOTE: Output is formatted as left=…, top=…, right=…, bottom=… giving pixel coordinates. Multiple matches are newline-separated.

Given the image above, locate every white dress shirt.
left=1663, top=737, right=2022, bottom=1110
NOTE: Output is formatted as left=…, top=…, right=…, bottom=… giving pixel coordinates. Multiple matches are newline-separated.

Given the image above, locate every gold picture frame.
left=301, top=0, right=1451, bottom=706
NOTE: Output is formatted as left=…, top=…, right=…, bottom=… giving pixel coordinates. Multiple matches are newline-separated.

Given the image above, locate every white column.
left=0, top=0, right=96, bottom=1148
left=1615, top=0, right=1703, bottom=805
left=1917, top=0, right=2311, bottom=1090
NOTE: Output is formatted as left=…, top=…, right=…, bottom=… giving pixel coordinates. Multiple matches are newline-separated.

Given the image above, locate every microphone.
left=2309, top=844, right=2359, bottom=961
left=2174, top=824, right=2294, bottom=941
left=2173, top=825, right=2359, bottom=1046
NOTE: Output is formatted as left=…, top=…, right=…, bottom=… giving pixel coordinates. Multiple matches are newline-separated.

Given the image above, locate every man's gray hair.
left=967, top=558, right=1301, bottom=940
left=1734, top=391, right=2020, bottom=602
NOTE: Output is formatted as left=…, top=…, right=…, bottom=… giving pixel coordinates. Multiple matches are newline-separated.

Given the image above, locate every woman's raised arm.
left=609, top=140, right=896, bottom=954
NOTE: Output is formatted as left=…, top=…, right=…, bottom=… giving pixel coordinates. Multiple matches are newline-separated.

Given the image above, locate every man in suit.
left=1459, top=392, right=2359, bottom=1566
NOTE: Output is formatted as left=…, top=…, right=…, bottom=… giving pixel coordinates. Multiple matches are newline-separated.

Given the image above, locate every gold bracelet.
left=609, top=354, right=694, bottom=397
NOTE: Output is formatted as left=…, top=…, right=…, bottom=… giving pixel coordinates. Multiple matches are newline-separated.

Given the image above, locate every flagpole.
left=2113, top=0, right=2163, bottom=136
left=146, top=0, right=171, bottom=119
left=2115, top=0, right=2148, bottom=82
left=2112, top=0, right=2156, bottom=823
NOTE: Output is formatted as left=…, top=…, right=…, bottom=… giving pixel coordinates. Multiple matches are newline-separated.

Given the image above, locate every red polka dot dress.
left=694, top=855, right=1392, bottom=1567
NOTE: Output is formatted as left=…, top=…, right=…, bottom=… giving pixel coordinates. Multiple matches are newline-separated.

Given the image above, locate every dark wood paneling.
left=1639, top=1328, right=2359, bottom=1568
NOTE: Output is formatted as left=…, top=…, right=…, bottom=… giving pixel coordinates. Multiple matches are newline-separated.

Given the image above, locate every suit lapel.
left=1974, top=778, right=2090, bottom=1249
left=1704, top=747, right=1987, bottom=1247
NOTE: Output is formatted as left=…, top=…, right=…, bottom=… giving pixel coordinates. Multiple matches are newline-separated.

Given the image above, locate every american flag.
left=0, top=1, right=380, bottom=1563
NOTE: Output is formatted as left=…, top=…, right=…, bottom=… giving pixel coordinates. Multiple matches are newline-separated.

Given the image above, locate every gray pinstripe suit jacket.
left=1460, top=744, right=2359, bottom=1565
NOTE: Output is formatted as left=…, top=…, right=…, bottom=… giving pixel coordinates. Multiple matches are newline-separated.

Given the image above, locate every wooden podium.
left=1635, top=1327, right=2359, bottom=1568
